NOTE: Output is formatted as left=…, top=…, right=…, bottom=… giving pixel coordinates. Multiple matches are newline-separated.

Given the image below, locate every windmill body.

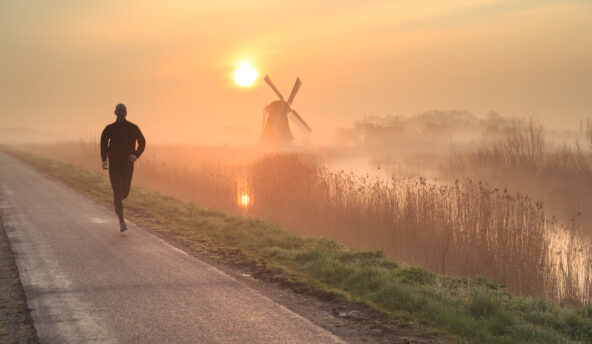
left=260, top=100, right=294, bottom=145
left=260, top=75, right=311, bottom=147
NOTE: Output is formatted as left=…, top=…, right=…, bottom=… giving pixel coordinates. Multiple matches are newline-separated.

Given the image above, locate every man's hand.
left=102, top=160, right=108, bottom=170
left=128, top=154, right=137, bottom=162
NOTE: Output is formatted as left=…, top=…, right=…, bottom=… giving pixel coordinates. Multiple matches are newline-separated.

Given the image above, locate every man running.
left=100, top=103, right=146, bottom=232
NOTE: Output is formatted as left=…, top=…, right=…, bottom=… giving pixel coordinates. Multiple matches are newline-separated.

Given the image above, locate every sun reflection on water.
left=239, top=193, right=251, bottom=208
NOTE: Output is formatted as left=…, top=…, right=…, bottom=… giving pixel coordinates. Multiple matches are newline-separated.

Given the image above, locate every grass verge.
left=3, top=147, right=592, bottom=343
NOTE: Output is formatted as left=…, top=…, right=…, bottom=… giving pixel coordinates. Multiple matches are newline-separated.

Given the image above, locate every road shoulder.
left=0, top=212, right=39, bottom=343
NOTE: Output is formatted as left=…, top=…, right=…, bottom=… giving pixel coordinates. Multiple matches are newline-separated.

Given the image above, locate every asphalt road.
left=0, top=152, right=346, bottom=344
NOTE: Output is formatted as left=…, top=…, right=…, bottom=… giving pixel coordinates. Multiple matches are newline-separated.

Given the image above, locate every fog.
left=15, top=110, right=592, bottom=303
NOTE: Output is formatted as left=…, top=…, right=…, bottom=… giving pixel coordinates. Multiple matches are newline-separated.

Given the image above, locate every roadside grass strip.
left=4, top=147, right=592, bottom=344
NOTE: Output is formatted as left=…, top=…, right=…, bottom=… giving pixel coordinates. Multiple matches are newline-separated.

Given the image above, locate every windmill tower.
left=260, top=75, right=312, bottom=146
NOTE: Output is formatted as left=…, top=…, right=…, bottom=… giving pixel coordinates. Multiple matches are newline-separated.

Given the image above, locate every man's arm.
left=100, top=126, right=109, bottom=167
left=134, top=126, right=146, bottom=159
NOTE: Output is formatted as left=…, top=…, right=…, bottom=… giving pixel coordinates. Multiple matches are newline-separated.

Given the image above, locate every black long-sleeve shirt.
left=100, top=120, right=146, bottom=162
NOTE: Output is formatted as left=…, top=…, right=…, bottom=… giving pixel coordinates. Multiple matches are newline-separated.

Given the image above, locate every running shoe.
left=120, top=220, right=128, bottom=232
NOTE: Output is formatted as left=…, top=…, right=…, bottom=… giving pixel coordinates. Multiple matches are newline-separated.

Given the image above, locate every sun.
left=234, top=63, right=258, bottom=87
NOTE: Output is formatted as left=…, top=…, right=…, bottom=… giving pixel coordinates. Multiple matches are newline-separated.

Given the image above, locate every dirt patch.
left=0, top=212, right=39, bottom=344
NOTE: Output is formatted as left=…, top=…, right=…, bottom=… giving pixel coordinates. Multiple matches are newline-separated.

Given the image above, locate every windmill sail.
left=287, top=78, right=301, bottom=105
left=289, top=109, right=311, bottom=133
left=264, top=75, right=284, bottom=101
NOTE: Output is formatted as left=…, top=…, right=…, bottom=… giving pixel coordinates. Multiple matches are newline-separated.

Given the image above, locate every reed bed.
left=249, top=154, right=591, bottom=303
left=18, top=141, right=592, bottom=304
left=442, top=117, right=592, bottom=229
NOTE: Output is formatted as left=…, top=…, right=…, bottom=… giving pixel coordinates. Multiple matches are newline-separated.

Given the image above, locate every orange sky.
left=1, top=0, right=591, bottom=144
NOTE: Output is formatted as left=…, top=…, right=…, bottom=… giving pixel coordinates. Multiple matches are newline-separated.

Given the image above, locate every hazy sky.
left=1, top=0, right=591, bottom=144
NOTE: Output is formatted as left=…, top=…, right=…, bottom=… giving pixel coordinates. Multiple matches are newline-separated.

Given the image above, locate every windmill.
left=260, top=75, right=312, bottom=146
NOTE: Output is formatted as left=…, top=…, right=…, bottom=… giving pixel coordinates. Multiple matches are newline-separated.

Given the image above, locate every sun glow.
left=234, top=63, right=258, bottom=87
left=239, top=193, right=251, bottom=208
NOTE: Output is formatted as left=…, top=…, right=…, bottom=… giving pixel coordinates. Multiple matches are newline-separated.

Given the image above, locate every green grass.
left=4, top=147, right=592, bottom=343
